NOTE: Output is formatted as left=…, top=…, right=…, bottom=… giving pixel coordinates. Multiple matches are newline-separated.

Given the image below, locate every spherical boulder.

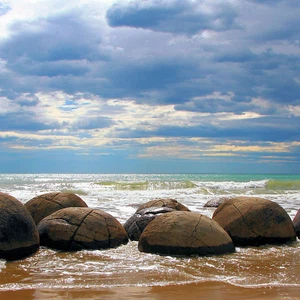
left=136, top=198, right=190, bottom=213
left=37, top=207, right=128, bottom=251
left=25, top=192, right=88, bottom=225
left=212, top=196, right=296, bottom=247
left=293, top=209, right=300, bottom=238
left=124, top=206, right=176, bottom=241
left=0, top=192, right=40, bottom=261
left=138, top=211, right=235, bottom=256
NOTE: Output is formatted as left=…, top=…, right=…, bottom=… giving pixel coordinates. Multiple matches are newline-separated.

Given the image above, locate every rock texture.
left=124, top=199, right=190, bottom=241
left=293, top=209, right=300, bottom=238
left=204, top=197, right=232, bottom=208
left=124, top=207, right=175, bottom=241
left=136, top=198, right=190, bottom=213
left=37, top=207, right=128, bottom=251
left=212, top=196, right=296, bottom=246
left=25, top=192, right=88, bottom=224
left=138, top=211, right=235, bottom=256
left=0, top=192, right=40, bottom=260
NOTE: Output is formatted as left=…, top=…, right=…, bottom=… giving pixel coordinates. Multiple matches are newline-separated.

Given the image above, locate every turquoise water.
left=0, top=172, right=299, bottom=220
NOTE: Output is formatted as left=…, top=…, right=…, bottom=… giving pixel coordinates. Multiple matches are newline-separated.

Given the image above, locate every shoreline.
left=1, top=282, right=300, bottom=300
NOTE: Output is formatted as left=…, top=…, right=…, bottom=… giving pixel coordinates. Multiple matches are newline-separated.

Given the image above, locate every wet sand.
left=1, top=282, right=300, bottom=300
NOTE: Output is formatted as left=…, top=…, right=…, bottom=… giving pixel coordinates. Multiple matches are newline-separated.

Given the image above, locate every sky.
left=0, top=0, right=299, bottom=174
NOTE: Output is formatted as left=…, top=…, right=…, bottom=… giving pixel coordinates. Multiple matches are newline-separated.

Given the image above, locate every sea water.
left=0, top=173, right=299, bottom=291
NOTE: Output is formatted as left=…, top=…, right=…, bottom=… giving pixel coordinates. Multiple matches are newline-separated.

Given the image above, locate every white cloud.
left=0, top=0, right=299, bottom=172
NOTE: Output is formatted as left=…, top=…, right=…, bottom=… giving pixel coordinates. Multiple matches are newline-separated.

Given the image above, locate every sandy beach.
left=1, top=282, right=300, bottom=300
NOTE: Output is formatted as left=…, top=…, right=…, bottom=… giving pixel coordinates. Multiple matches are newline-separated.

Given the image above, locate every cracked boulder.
left=124, top=206, right=176, bottom=241
left=25, top=192, right=88, bottom=225
left=212, top=196, right=296, bottom=247
left=293, top=209, right=300, bottom=238
left=136, top=198, right=190, bottom=213
left=138, top=211, right=235, bottom=256
left=37, top=207, right=128, bottom=251
left=0, top=192, right=40, bottom=261
left=124, top=199, right=190, bottom=241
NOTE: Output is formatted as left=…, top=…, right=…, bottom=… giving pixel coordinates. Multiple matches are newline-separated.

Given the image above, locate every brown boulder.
left=136, top=198, right=190, bottom=213
left=124, top=207, right=176, bottom=241
left=138, top=211, right=235, bottom=256
left=37, top=207, right=128, bottom=251
left=0, top=192, right=40, bottom=260
left=212, top=196, right=296, bottom=246
left=293, top=209, right=300, bottom=238
left=25, top=192, right=88, bottom=224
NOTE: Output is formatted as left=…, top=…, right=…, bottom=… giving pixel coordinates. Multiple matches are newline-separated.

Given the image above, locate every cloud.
left=0, top=112, right=55, bottom=131
left=2, top=13, right=104, bottom=61
left=0, top=8, right=109, bottom=82
left=73, top=116, right=114, bottom=130
left=1, top=0, right=299, bottom=108
left=0, top=2, right=10, bottom=16
left=137, top=138, right=300, bottom=165
left=106, top=0, right=241, bottom=35
left=246, top=0, right=292, bottom=5
left=0, top=0, right=299, bottom=173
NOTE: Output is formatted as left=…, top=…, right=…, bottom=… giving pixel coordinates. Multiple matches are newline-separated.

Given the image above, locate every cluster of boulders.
left=0, top=191, right=299, bottom=261
left=0, top=191, right=128, bottom=260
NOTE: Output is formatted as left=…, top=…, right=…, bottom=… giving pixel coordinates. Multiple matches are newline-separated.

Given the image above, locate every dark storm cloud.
left=1, top=91, right=39, bottom=106
left=2, top=12, right=105, bottom=62
left=0, top=10, right=107, bottom=78
left=0, top=112, right=55, bottom=131
left=253, top=15, right=300, bottom=43
left=212, top=49, right=300, bottom=104
left=102, top=58, right=198, bottom=102
left=12, top=60, right=90, bottom=77
left=106, top=0, right=240, bottom=34
left=116, top=114, right=300, bottom=143
left=246, top=0, right=292, bottom=5
left=0, top=0, right=299, bottom=115
left=14, top=94, right=40, bottom=107
left=174, top=96, right=251, bottom=114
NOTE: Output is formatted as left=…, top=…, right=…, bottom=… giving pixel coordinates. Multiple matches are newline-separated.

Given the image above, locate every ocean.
left=0, top=173, right=299, bottom=298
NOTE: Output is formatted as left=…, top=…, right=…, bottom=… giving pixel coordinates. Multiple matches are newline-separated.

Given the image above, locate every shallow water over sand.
left=1, top=242, right=299, bottom=291
left=0, top=173, right=299, bottom=298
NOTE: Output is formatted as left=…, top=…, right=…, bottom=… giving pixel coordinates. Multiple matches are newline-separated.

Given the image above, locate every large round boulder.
left=293, top=209, right=300, bottom=238
left=212, top=196, right=296, bottom=246
left=0, top=192, right=40, bottom=261
left=25, top=192, right=88, bottom=225
left=124, top=198, right=190, bottom=241
left=37, top=207, right=128, bottom=251
left=136, top=198, right=190, bottom=213
left=138, top=211, right=235, bottom=256
left=124, top=207, right=176, bottom=241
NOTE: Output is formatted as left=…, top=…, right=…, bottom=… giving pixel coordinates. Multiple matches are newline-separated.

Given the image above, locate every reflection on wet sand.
left=1, top=283, right=300, bottom=300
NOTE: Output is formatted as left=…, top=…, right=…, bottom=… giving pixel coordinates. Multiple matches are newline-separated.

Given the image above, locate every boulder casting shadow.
left=37, top=207, right=128, bottom=251
left=212, top=196, right=296, bottom=247
left=0, top=192, right=40, bottom=261
left=138, top=211, right=235, bottom=256
left=124, top=206, right=176, bottom=241
left=124, top=198, right=190, bottom=241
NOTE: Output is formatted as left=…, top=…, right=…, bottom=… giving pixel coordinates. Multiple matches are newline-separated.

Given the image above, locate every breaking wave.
left=95, top=180, right=197, bottom=190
